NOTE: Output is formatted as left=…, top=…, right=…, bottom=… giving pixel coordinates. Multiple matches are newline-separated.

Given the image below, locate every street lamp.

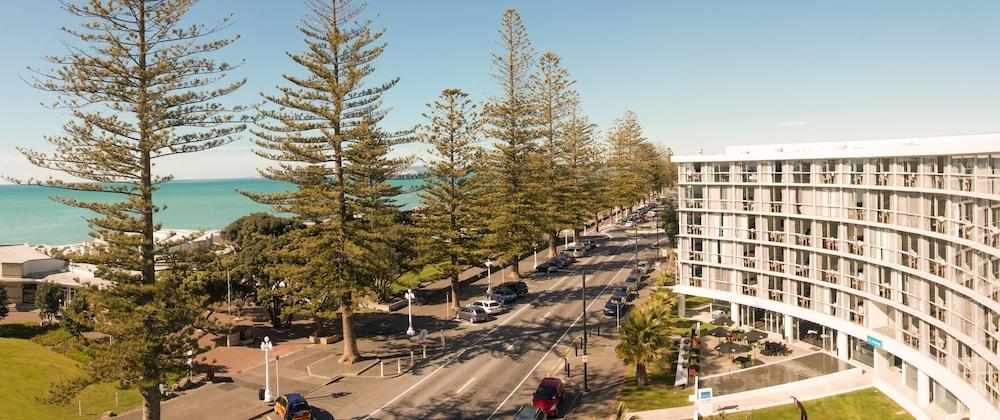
left=226, top=270, right=232, bottom=347
left=581, top=271, right=590, bottom=392
left=405, top=289, right=416, bottom=336
left=485, top=259, right=493, bottom=296
left=533, top=242, right=538, bottom=269
left=634, top=224, right=640, bottom=266
left=260, top=336, right=273, bottom=402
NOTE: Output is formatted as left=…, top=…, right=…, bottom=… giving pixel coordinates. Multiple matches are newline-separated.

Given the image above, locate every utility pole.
left=582, top=271, right=590, bottom=392
left=634, top=224, right=640, bottom=266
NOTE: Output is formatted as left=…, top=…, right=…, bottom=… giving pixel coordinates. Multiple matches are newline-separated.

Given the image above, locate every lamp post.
left=405, top=289, right=416, bottom=336
left=532, top=243, right=538, bottom=269
left=581, top=271, right=590, bottom=392
left=275, top=354, right=281, bottom=399
left=634, top=224, right=640, bottom=266
left=226, top=270, right=232, bottom=347
left=485, top=260, right=493, bottom=296
left=260, top=336, right=273, bottom=402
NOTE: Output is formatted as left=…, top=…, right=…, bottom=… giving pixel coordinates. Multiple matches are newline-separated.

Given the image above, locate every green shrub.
left=30, top=327, right=73, bottom=347
left=0, top=323, right=55, bottom=339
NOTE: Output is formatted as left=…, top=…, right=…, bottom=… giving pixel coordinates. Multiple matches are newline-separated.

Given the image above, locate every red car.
left=531, top=377, right=564, bottom=417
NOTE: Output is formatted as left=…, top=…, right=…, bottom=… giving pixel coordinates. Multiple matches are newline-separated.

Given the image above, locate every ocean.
left=0, top=178, right=424, bottom=245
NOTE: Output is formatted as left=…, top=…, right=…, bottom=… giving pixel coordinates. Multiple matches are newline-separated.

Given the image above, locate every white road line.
left=541, top=310, right=553, bottom=321
left=487, top=250, right=636, bottom=419
left=456, top=377, right=476, bottom=395
left=506, top=339, right=519, bottom=351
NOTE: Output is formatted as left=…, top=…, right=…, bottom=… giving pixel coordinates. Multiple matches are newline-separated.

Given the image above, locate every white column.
left=677, top=294, right=686, bottom=318
left=730, top=302, right=741, bottom=327
left=917, top=370, right=930, bottom=408
left=837, top=331, right=849, bottom=361
left=783, top=313, right=794, bottom=341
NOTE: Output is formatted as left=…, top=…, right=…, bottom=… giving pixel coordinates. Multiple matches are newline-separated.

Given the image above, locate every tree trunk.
left=268, top=296, right=283, bottom=329
left=313, top=314, right=324, bottom=337
left=141, top=385, right=161, bottom=420
left=635, top=362, right=647, bottom=386
left=340, top=302, right=360, bottom=363
left=508, top=261, right=522, bottom=279
left=450, top=274, right=461, bottom=310
left=573, top=227, right=582, bottom=242
left=547, top=231, right=558, bottom=257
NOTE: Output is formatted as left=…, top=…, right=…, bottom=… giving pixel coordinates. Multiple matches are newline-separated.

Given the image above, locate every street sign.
left=697, top=387, right=713, bottom=400
left=866, top=335, right=883, bottom=348
left=581, top=355, right=589, bottom=363
left=418, top=329, right=428, bottom=344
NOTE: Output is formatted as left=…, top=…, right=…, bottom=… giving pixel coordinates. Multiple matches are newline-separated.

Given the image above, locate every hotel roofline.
left=672, top=132, right=1000, bottom=163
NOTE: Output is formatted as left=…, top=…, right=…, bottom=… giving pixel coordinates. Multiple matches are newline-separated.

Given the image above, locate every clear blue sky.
left=3, top=0, right=1000, bottom=181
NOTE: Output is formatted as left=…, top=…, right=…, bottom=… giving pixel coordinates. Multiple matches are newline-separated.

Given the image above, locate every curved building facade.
left=673, top=134, right=1000, bottom=419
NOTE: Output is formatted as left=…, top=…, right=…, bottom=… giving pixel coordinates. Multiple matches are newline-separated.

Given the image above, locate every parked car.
left=603, top=297, right=628, bottom=316
left=612, top=285, right=635, bottom=302
left=535, top=260, right=555, bottom=272
left=456, top=305, right=489, bottom=323
left=274, top=393, right=312, bottom=420
left=582, top=239, right=597, bottom=249
left=532, top=377, right=564, bottom=417
left=556, top=254, right=576, bottom=264
left=471, top=299, right=504, bottom=315
left=564, top=245, right=585, bottom=258
left=624, top=275, right=639, bottom=292
left=513, top=405, right=547, bottom=420
left=636, top=260, right=650, bottom=273
left=489, top=287, right=518, bottom=303
left=499, top=281, right=529, bottom=296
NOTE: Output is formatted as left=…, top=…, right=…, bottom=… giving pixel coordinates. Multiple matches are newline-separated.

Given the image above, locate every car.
left=612, top=285, right=635, bottom=302
left=456, top=305, right=489, bottom=323
left=582, top=239, right=598, bottom=249
left=489, top=287, right=518, bottom=303
left=535, top=260, right=555, bottom=272
left=471, top=299, right=504, bottom=315
left=603, top=298, right=628, bottom=316
left=555, top=254, right=576, bottom=265
left=499, top=281, right=528, bottom=296
left=513, top=405, right=548, bottom=420
left=564, top=246, right=586, bottom=258
left=274, top=393, right=312, bottom=420
left=636, top=260, right=650, bottom=273
left=624, top=275, right=639, bottom=292
left=532, top=377, right=564, bottom=417
left=630, top=268, right=643, bottom=279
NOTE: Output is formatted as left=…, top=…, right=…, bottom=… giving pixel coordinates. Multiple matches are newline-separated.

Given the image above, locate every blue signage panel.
left=866, top=335, right=883, bottom=348
left=698, top=388, right=713, bottom=400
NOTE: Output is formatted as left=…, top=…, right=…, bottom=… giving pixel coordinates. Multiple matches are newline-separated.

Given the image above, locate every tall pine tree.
left=12, top=1, right=245, bottom=418
left=417, top=88, right=484, bottom=309
left=605, top=111, right=650, bottom=212
left=532, top=52, right=578, bottom=256
left=560, top=103, right=603, bottom=240
left=481, top=9, right=543, bottom=279
left=245, top=0, right=407, bottom=363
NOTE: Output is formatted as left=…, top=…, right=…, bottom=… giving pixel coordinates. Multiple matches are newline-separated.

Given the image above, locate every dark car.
left=535, top=260, right=555, bottom=272
left=499, top=281, right=529, bottom=296
left=582, top=239, right=597, bottom=249
left=456, top=305, right=489, bottom=323
left=489, top=287, right=519, bottom=303
left=624, top=275, right=639, bottom=292
left=513, top=405, right=547, bottom=420
left=274, top=393, right=312, bottom=420
left=532, top=377, right=564, bottom=417
left=603, top=298, right=628, bottom=316
left=612, top=285, right=635, bottom=302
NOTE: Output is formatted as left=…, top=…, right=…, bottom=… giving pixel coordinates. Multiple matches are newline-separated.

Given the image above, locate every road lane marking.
left=541, top=310, right=552, bottom=320
left=456, top=377, right=476, bottom=395
left=506, top=339, right=519, bottom=351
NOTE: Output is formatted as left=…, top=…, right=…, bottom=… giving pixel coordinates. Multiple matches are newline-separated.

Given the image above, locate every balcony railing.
left=904, top=174, right=917, bottom=187
left=930, top=217, right=946, bottom=233
left=688, top=251, right=704, bottom=262
left=794, top=235, right=812, bottom=246
left=741, top=257, right=757, bottom=268
left=686, top=225, right=704, bottom=235
left=820, top=173, right=835, bottom=184
left=850, top=173, right=864, bottom=185
left=685, top=199, right=704, bottom=209
left=929, top=260, right=947, bottom=277
left=741, top=285, right=758, bottom=296
left=876, top=210, right=890, bottom=223
left=821, top=270, right=838, bottom=283
left=768, top=261, right=786, bottom=272
left=793, top=265, right=811, bottom=277
left=849, top=242, right=864, bottom=255
left=767, top=290, right=784, bottom=301
left=849, top=208, right=865, bottom=220
left=822, top=239, right=839, bottom=251
left=767, top=232, right=785, bottom=242
left=796, top=296, right=812, bottom=308
left=686, top=173, right=703, bottom=182
left=740, top=201, right=755, bottom=211
left=902, top=254, right=919, bottom=269
left=769, top=203, right=783, bottom=213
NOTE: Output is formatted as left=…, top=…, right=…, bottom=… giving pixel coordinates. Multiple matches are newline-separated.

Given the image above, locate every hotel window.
left=714, top=163, right=731, bottom=183
left=741, top=163, right=758, bottom=183
left=772, top=160, right=784, bottom=182
left=850, top=160, right=865, bottom=184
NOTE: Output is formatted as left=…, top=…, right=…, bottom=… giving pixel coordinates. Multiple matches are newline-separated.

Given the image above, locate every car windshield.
left=534, top=386, right=558, bottom=400
left=289, top=402, right=309, bottom=413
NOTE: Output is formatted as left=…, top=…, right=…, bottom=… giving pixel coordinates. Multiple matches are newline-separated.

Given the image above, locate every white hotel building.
left=673, top=134, right=1000, bottom=419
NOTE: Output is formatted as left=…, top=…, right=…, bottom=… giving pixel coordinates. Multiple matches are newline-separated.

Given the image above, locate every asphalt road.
left=303, top=224, right=658, bottom=419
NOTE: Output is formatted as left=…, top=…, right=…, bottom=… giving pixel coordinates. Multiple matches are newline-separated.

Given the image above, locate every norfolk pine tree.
left=605, top=111, right=650, bottom=212
left=560, top=103, right=603, bottom=241
left=417, top=88, right=484, bottom=310
left=481, top=9, right=544, bottom=279
left=532, top=52, right=578, bottom=257
left=246, top=0, right=407, bottom=363
left=11, top=1, right=245, bottom=418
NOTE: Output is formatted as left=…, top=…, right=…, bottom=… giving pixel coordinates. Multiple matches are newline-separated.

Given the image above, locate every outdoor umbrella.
left=712, top=316, right=735, bottom=326
left=715, top=341, right=751, bottom=354
left=745, top=329, right=768, bottom=342
left=733, top=355, right=751, bottom=365
left=706, top=326, right=730, bottom=337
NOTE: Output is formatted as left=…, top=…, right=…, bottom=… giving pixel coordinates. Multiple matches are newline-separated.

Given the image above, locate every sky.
left=3, top=0, right=1000, bottom=181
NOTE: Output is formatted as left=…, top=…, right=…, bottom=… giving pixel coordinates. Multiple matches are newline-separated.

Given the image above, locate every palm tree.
left=616, top=303, right=671, bottom=386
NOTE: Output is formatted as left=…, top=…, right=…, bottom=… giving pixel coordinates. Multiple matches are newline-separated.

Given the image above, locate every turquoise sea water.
left=0, top=178, right=423, bottom=245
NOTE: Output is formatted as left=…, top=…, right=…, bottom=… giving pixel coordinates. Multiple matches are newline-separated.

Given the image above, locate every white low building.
left=674, top=133, right=1000, bottom=419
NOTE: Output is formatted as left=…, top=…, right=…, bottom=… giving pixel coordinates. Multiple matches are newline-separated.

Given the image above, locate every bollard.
left=423, top=345, right=427, bottom=359
left=115, top=392, right=119, bottom=407
left=574, top=340, right=579, bottom=357
left=78, top=400, right=82, bottom=416
left=411, top=350, right=415, bottom=366
left=441, top=329, right=446, bottom=348
left=564, top=359, right=570, bottom=377
left=397, top=358, right=401, bottom=374
left=380, top=360, right=384, bottom=377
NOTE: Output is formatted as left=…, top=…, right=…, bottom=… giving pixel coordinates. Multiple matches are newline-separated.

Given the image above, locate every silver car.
left=457, top=306, right=489, bottom=323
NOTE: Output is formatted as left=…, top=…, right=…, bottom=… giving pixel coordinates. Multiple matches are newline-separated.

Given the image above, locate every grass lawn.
left=0, top=338, right=141, bottom=418
left=708, top=387, right=913, bottom=420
